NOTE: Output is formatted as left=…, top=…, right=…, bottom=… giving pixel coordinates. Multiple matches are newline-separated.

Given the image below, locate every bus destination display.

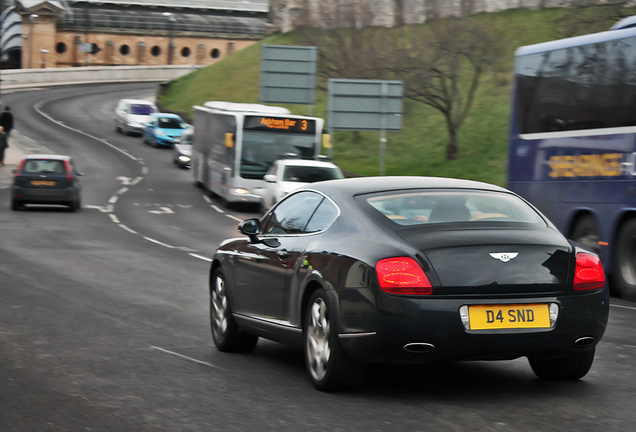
left=244, top=116, right=316, bottom=134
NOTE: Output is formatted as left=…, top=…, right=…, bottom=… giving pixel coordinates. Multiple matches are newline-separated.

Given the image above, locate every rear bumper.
left=333, top=287, right=610, bottom=365
left=12, top=186, right=78, bottom=204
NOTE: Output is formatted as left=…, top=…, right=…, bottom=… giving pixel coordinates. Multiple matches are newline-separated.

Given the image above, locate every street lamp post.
left=28, top=13, right=38, bottom=69
left=40, top=48, right=48, bottom=68
left=162, top=12, right=175, bottom=65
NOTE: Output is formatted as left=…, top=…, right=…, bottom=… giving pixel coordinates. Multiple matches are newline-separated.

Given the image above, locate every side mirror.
left=264, top=174, right=276, bottom=183
left=239, top=218, right=262, bottom=243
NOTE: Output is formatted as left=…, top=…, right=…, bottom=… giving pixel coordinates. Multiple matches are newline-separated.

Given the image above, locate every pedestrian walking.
left=0, top=126, right=8, bottom=166
left=0, top=106, right=14, bottom=140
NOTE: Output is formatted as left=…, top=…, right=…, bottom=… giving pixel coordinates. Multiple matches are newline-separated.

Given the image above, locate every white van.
left=115, top=99, right=158, bottom=136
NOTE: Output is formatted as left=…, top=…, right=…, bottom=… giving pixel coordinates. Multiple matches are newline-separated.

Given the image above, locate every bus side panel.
left=206, top=113, right=237, bottom=200
left=192, top=109, right=209, bottom=187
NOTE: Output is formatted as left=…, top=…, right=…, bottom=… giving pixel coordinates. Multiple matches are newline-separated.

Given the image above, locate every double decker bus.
left=192, top=101, right=326, bottom=206
left=507, top=16, right=636, bottom=300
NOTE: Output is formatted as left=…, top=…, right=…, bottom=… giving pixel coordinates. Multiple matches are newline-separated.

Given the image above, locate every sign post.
left=328, top=79, right=403, bottom=175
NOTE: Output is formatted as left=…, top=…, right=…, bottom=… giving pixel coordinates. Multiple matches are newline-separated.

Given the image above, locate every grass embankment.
left=159, top=7, right=629, bottom=186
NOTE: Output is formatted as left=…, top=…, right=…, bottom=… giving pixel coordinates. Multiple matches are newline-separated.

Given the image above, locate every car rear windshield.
left=130, top=104, right=156, bottom=115
left=158, top=117, right=183, bottom=129
left=22, top=159, right=66, bottom=174
left=363, top=190, right=544, bottom=226
left=283, top=166, right=341, bottom=183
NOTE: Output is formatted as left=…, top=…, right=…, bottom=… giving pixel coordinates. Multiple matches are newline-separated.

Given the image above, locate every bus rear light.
left=376, top=257, right=432, bottom=295
left=574, top=253, right=605, bottom=290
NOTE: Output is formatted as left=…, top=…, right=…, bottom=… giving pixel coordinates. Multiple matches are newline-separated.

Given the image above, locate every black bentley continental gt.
left=210, top=176, right=609, bottom=391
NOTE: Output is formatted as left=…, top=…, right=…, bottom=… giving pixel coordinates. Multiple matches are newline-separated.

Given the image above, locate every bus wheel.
left=571, top=216, right=601, bottom=254
left=613, top=219, right=636, bottom=300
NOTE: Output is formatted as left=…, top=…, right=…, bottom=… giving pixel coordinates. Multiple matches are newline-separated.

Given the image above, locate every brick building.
left=1, top=0, right=270, bottom=69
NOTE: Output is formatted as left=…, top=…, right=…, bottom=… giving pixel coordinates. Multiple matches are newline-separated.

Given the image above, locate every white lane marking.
left=119, top=224, right=138, bottom=234
left=143, top=237, right=174, bottom=248
left=117, top=187, right=129, bottom=195
left=226, top=214, right=242, bottom=222
left=131, top=176, right=143, bottom=186
left=84, top=204, right=113, bottom=213
left=109, top=196, right=119, bottom=204
left=148, top=206, right=174, bottom=215
left=189, top=253, right=213, bottom=262
left=117, top=176, right=132, bottom=185
left=109, top=214, right=120, bottom=224
left=611, top=303, right=636, bottom=311
left=211, top=205, right=225, bottom=213
left=150, top=346, right=220, bottom=369
left=202, top=195, right=212, bottom=204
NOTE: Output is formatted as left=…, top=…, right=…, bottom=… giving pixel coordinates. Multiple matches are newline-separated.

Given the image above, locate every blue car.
left=143, top=113, right=189, bottom=148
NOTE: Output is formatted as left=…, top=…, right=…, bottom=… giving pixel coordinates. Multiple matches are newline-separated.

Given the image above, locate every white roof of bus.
left=202, top=101, right=290, bottom=114
left=515, top=24, right=636, bottom=57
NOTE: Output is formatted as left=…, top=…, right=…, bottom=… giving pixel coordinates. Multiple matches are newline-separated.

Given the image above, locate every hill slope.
left=159, top=7, right=631, bottom=186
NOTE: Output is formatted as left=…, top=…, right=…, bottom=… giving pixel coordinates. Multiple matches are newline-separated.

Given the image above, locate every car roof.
left=151, top=112, right=182, bottom=118
left=23, top=154, right=71, bottom=161
left=276, top=159, right=339, bottom=168
left=305, top=176, right=510, bottom=199
left=120, top=99, right=156, bottom=105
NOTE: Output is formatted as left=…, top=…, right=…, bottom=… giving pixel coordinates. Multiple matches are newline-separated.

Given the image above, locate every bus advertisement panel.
left=192, top=102, right=325, bottom=206
left=507, top=19, right=636, bottom=299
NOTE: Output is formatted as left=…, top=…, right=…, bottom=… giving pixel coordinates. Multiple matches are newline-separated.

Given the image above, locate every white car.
left=115, top=99, right=158, bottom=136
left=173, top=127, right=193, bottom=168
left=261, top=158, right=344, bottom=210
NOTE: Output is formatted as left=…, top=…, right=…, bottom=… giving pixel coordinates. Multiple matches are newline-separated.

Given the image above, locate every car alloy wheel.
left=209, top=268, right=258, bottom=352
left=306, top=297, right=331, bottom=381
left=304, top=289, right=365, bottom=391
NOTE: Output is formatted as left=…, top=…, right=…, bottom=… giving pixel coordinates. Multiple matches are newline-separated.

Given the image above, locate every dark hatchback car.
left=210, top=177, right=609, bottom=391
left=11, top=154, right=83, bottom=211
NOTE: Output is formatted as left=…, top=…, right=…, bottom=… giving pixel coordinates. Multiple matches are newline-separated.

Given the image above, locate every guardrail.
left=0, top=65, right=199, bottom=89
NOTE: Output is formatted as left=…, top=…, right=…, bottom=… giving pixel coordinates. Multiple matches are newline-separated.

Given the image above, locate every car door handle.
left=277, top=250, right=289, bottom=258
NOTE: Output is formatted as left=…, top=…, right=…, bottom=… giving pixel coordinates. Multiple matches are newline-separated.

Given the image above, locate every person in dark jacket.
left=0, top=126, right=8, bottom=166
left=0, top=106, right=14, bottom=139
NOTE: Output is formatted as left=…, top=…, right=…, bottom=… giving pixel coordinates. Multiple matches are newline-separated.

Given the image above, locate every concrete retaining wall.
left=0, top=65, right=199, bottom=89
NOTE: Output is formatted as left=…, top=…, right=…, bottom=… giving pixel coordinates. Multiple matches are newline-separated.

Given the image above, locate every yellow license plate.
left=468, top=304, right=550, bottom=330
left=31, top=180, right=55, bottom=186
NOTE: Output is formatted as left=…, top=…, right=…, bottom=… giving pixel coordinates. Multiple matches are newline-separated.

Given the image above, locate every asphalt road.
left=1, top=83, right=636, bottom=432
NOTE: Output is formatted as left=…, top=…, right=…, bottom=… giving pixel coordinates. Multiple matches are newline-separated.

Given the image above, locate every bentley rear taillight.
left=376, top=257, right=432, bottom=295
left=574, top=253, right=605, bottom=290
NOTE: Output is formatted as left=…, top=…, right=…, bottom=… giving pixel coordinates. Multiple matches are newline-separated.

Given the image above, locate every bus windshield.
left=240, top=131, right=317, bottom=179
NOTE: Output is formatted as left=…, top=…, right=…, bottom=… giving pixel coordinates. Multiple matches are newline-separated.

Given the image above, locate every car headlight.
left=232, top=187, right=251, bottom=195
left=178, top=155, right=191, bottom=162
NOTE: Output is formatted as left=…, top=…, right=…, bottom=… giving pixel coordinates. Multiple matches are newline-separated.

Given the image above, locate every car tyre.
left=304, top=289, right=366, bottom=391
left=11, top=199, right=23, bottom=211
left=571, top=216, right=601, bottom=254
left=210, top=267, right=258, bottom=352
left=612, top=219, right=636, bottom=300
left=528, top=348, right=595, bottom=381
left=69, top=199, right=81, bottom=212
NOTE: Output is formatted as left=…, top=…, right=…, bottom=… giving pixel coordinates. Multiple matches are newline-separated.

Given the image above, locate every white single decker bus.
left=192, top=101, right=327, bottom=206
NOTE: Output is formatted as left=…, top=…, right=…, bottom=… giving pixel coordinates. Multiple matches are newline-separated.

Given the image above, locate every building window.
left=120, top=45, right=130, bottom=55
left=151, top=46, right=161, bottom=57
left=211, top=48, right=220, bottom=59
left=181, top=47, right=191, bottom=57
left=56, top=42, right=67, bottom=54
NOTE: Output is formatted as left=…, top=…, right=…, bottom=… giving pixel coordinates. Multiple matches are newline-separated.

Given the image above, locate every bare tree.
left=298, top=16, right=504, bottom=159
left=386, top=18, right=504, bottom=159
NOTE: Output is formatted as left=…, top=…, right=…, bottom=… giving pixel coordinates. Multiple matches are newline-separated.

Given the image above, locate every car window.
left=364, top=190, right=543, bottom=226
left=130, top=104, right=156, bottom=115
left=283, top=166, right=342, bottom=183
left=262, top=191, right=324, bottom=234
left=158, top=117, right=183, bottom=129
left=22, top=159, right=66, bottom=174
left=305, top=198, right=339, bottom=233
